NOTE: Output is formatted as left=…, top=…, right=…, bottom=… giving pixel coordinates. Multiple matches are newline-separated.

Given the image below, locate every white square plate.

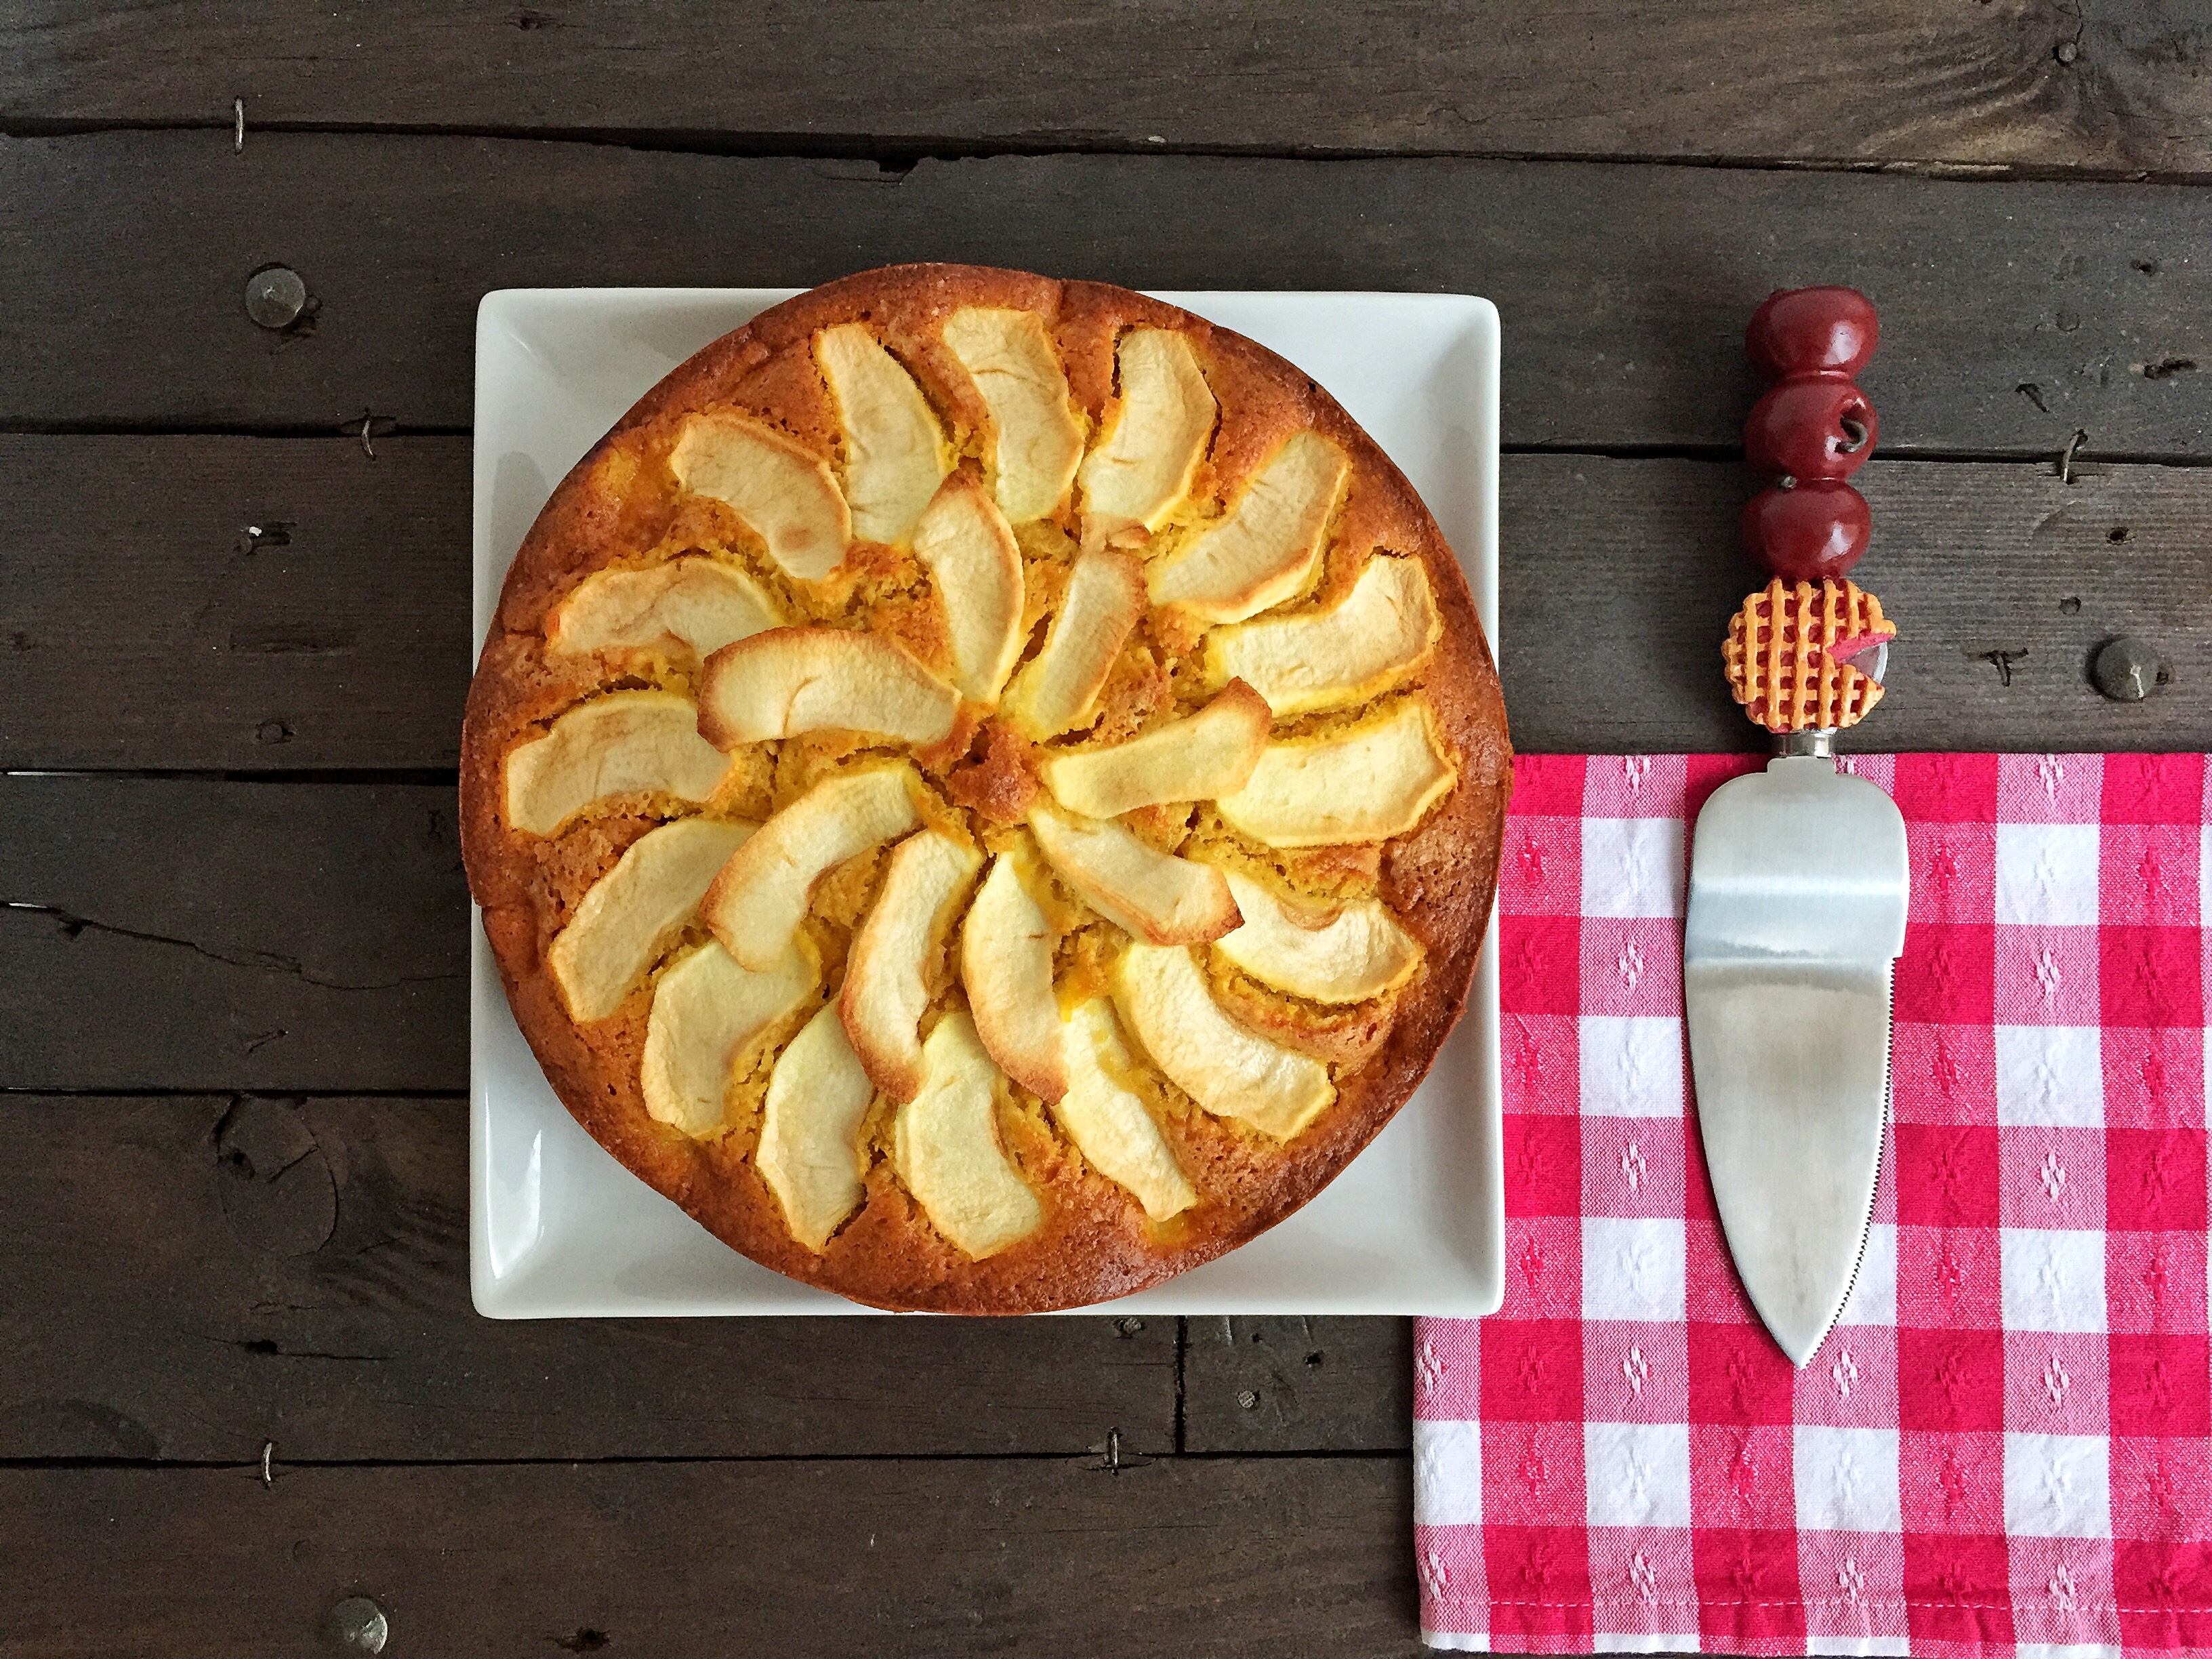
left=471, top=287, right=1502, bottom=1317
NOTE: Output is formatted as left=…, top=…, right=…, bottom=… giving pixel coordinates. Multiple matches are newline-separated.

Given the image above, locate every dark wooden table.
left=4, top=6, right=2209, bottom=1652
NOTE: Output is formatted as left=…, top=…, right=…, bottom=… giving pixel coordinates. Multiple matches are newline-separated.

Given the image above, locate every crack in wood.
left=226, top=626, right=361, bottom=655
left=201, top=1334, right=392, bottom=1363
left=1172, top=1318, right=1187, bottom=1454
left=3, top=901, right=462, bottom=993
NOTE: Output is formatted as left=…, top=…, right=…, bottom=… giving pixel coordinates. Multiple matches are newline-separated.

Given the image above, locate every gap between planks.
left=0, top=1447, right=1406, bottom=1471
left=12, top=137, right=2212, bottom=453
left=6, top=422, right=2211, bottom=470
left=7, top=119, right=2211, bottom=186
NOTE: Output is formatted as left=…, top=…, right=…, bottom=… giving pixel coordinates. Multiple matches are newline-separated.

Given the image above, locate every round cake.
left=460, top=264, right=1511, bottom=1311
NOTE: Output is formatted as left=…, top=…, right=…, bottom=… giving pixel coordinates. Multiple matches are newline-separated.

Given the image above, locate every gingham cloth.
left=1416, top=753, right=2212, bottom=1657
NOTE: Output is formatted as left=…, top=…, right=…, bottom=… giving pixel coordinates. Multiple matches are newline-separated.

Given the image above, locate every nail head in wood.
left=2092, top=636, right=2166, bottom=702
left=245, top=266, right=308, bottom=330
left=328, top=1597, right=388, bottom=1654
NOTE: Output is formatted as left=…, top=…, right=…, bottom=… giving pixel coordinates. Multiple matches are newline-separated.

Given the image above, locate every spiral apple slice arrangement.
left=1724, top=287, right=1898, bottom=735
left=498, top=308, right=1471, bottom=1274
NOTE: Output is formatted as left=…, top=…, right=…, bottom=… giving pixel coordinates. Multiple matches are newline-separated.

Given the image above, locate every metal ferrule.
left=1774, top=728, right=1837, bottom=759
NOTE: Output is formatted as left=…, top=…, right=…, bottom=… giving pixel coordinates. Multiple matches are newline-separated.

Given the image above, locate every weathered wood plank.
left=7, top=438, right=2207, bottom=771
left=7, top=136, right=2212, bottom=455
left=1183, top=1318, right=1410, bottom=1454
left=5, top=1, right=2205, bottom=178
left=0, top=435, right=470, bottom=769
left=0, top=1094, right=1174, bottom=1461
left=0, top=1456, right=1418, bottom=1659
left=0, top=776, right=468, bottom=1091
left=1507, top=453, right=2212, bottom=755
left=7, top=453, right=2203, bottom=1084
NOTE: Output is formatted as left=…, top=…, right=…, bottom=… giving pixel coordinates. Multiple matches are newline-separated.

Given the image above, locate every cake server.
left=1684, top=730, right=1908, bottom=1366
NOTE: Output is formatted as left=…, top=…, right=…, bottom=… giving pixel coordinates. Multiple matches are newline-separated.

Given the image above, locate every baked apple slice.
left=504, top=691, right=731, bottom=837
left=668, top=412, right=851, bottom=581
left=893, top=1013, right=1046, bottom=1258
left=703, top=764, right=922, bottom=970
left=758, top=1002, right=879, bottom=1252
left=941, top=306, right=1085, bottom=524
left=640, top=937, right=819, bottom=1138
left=1147, top=430, right=1347, bottom=623
left=1216, top=697, right=1456, bottom=847
left=1109, top=944, right=1334, bottom=1140
left=548, top=816, right=756, bottom=1022
left=1077, top=329, right=1216, bottom=538
left=1028, top=804, right=1240, bottom=946
left=698, top=627, right=960, bottom=748
left=1205, top=554, right=1439, bottom=715
left=1039, top=680, right=1271, bottom=819
left=1057, top=998, right=1197, bottom=1221
left=840, top=828, right=984, bottom=1103
left=546, top=556, right=783, bottom=665
left=1001, top=548, right=1146, bottom=739
left=962, top=850, right=1067, bottom=1101
left=815, top=323, right=952, bottom=546
left=1213, top=869, right=1420, bottom=1004
left=912, top=472, right=1025, bottom=703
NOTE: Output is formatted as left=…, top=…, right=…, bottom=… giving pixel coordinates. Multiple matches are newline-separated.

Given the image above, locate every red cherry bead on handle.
left=1744, top=379, right=1878, bottom=483
left=1742, top=480, right=1870, bottom=582
left=1746, top=286, right=1879, bottom=380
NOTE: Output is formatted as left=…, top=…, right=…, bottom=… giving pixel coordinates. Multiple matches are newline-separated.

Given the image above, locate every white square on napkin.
left=1582, top=817, right=1686, bottom=919
left=1996, top=1025, right=2106, bottom=1127
left=1578, top=1016, right=1685, bottom=1118
left=1996, top=824, right=2100, bottom=926
left=1584, top=1421, right=1692, bottom=1528
left=1792, top=1425, right=1902, bottom=1532
left=2001, top=1228, right=2108, bottom=1333
left=1414, top=1419, right=1485, bottom=1525
left=2003, top=1432, right=2113, bottom=1538
left=1582, top=1216, right=1687, bottom=1323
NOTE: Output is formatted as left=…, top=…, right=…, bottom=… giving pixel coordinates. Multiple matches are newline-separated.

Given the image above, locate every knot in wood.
left=214, top=1098, right=337, bottom=1256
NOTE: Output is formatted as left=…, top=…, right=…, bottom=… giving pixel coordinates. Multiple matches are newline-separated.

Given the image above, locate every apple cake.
left=461, top=264, right=1511, bottom=1311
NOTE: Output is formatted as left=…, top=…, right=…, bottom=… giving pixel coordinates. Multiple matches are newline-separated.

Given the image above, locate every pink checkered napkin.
left=1416, top=754, right=2212, bottom=1657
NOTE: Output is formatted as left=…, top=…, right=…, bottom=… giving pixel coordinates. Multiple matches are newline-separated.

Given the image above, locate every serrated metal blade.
left=1684, top=753, right=1908, bottom=1368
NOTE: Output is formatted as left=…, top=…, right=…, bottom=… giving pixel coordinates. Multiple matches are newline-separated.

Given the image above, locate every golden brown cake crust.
left=460, top=264, right=1511, bottom=1311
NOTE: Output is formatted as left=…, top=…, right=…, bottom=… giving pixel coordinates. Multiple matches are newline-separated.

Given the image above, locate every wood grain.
left=0, top=435, right=470, bottom=769
left=1183, top=1317, right=1410, bottom=1454
left=7, top=136, right=2212, bottom=455
left=0, top=1093, right=1174, bottom=1461
left=7, top=438, right=2207, bottom=771
left=14, top=14, right=2208, bottom=1645
left=1504, top=453, right=2212, bottom=755
left=0, top=1456, right=1418, bottom=1658
left=0, top=776, right=468, bottom=1091
left=5, top=1, right=2206, bottom=178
